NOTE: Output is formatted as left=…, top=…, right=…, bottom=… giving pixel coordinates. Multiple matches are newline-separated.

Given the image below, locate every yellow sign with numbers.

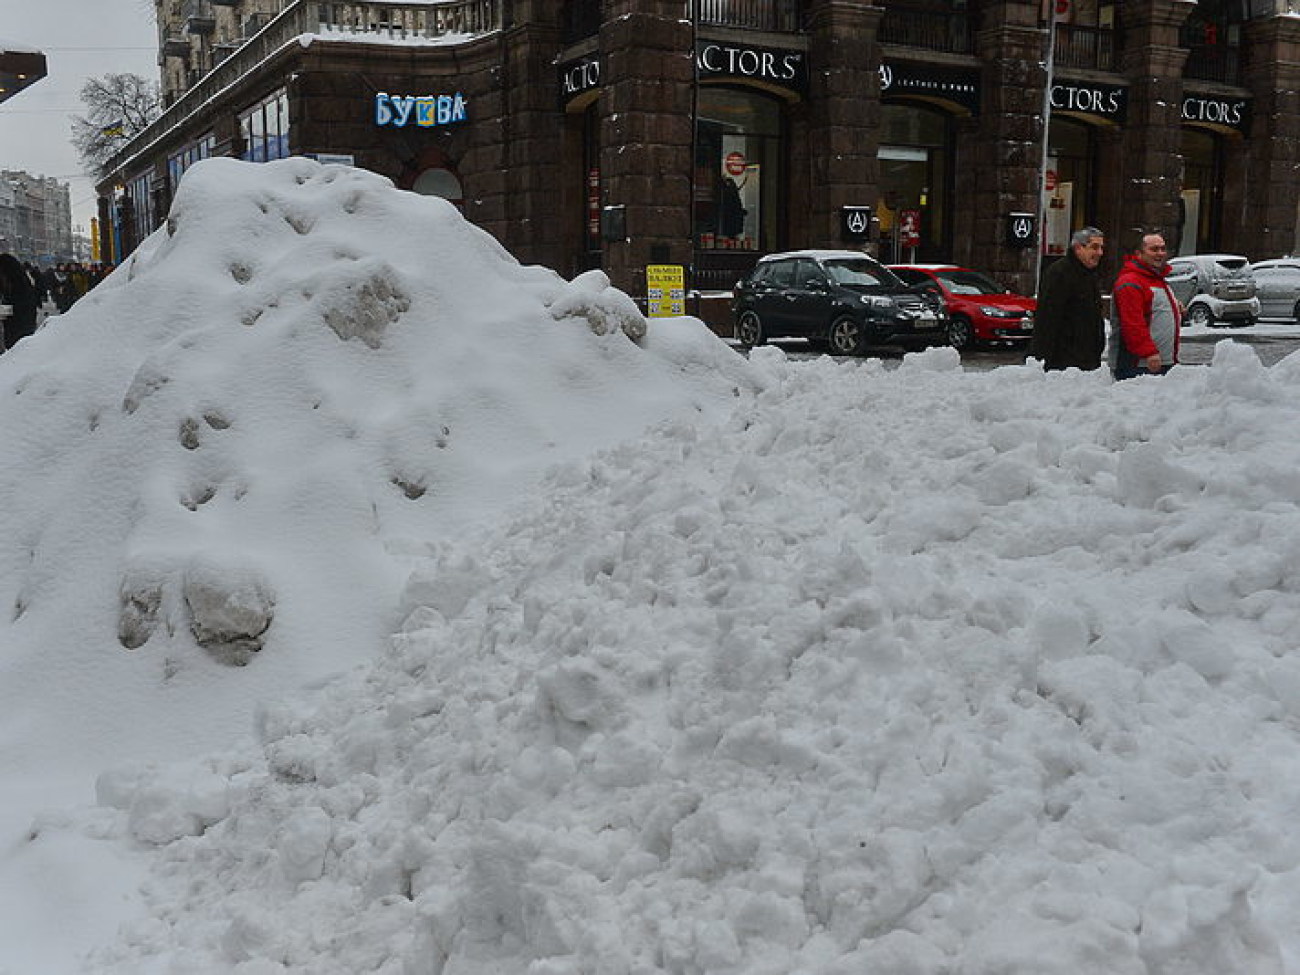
left=646, top=265, right=685, bottom=318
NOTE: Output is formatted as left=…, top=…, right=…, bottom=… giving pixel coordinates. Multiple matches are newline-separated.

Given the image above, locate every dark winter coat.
left=1029, top=248, right=1106, bottom=370
left=0, top=253, right=39, bottom=350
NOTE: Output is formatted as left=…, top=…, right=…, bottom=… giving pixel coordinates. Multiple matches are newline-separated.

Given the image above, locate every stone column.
left=803, top=0, right=882, bottom=249
left=1115, top=0, right=1193, bottom=252
left=970, top=0, right=1047, bottom=293
left=598, top=0, right=694, bottom=298
left=1241, top=14, right=1300, bottom=259
left=496, top=6, right=568, bottom=269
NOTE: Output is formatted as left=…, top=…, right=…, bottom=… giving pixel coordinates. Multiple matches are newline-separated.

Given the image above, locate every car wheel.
left=946, top=314, right=975, bottom=350
left=1187, top=303, right=1215, bottom=328
left=735, top=311, right=765, bottom=348
left=827, top=315, right=865, bottom=356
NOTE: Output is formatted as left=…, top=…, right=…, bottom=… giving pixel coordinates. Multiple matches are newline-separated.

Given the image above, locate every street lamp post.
left=1034, top=0, right=1061, bottom=296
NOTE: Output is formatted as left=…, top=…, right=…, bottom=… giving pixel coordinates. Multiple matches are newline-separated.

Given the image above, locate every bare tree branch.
left=69, top=73, right=162, bottom=180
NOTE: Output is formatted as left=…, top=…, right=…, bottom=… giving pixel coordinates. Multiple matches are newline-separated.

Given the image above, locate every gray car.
left=1165, top=254, right=1260, bottom=328
left=1248, top=258, right=1300, bottom=321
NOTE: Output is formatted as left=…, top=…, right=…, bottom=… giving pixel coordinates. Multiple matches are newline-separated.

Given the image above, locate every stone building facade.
left=100, top=0, right=1300, bottom=305
left=1, top=171, right=74, bottom=263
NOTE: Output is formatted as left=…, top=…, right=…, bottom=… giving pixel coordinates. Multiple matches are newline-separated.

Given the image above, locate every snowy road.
left=752, top=327, right=1300, bottom=371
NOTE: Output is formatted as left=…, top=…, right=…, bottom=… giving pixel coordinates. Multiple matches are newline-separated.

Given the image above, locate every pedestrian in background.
left=1030, top=226, right=1106, bottom=370
left=0, top=253, right=39, bottom=350
left=1110, top=231, right=1180, bottom=379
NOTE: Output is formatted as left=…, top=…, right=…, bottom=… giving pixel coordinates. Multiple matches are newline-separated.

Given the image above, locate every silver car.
left=1166, top=254, right=1260, bottom=328
left=1248, top=258, right=1300, bottom=321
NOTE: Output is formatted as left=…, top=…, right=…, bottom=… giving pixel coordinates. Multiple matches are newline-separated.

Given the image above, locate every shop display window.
left=694, top=88, right=781, bottom=252
left=1042, top=116, right=1095, bottom=256
left=877, top=103, right=950, bottom=263
left=167, top=135, right=216, bottom=189
left=239, top=89, right=290, bottom=163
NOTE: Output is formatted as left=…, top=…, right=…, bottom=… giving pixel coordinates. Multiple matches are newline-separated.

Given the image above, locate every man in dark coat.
left=0, top=253, right=40, bottom=351
left=1029, top=226, right=1106, bottom=370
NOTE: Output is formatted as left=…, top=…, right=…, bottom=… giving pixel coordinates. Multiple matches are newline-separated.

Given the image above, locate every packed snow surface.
left=2, top=157, right=1300, bottom=974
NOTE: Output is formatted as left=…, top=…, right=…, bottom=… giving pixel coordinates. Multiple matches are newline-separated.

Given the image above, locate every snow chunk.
left=545, top=269, right=647, bottom=341
left=183, top=557, right=275, bottom=666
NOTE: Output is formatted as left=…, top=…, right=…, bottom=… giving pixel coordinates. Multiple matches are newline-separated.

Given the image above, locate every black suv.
left=732, top=250, right=947, bottom=355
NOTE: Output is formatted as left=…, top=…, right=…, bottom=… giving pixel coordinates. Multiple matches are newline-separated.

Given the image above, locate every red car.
left=889, top=265, right=1036, bottom=350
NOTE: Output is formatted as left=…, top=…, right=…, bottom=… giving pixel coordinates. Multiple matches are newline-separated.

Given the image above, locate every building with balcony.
left=0, top=171, right=74, bottom=263
left=98, top=0, right=1300, bottom=306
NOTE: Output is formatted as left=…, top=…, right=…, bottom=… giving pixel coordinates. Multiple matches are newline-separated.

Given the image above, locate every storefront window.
left=125, top=172, right=155, bottom=246
left=877, top=103, right=950, bottom=263
left=1042, top=117, right=1096, bottom=256
left=239, top=89, right=290, bottom=163
left=584, top=104, right=601, bottom=256
left=167, top=134, right=216, bottom=189
left=694, top=88, right=781, bottom=252
left=1179, top=129, right=1221, bottom=254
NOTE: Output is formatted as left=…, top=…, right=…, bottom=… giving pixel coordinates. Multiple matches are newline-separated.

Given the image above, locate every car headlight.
left=862, top=295, right=895, bottom=310
left=979, top=306, right=1022, bottom=318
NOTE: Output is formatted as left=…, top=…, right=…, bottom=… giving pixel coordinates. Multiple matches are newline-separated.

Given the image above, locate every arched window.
left=412, top=167, right=463, bottom=209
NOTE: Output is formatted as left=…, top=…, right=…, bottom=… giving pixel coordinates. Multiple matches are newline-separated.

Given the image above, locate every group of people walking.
left=0, top=254, right=108, bottom=352
left=1030, top=227, right=1181, bottom=379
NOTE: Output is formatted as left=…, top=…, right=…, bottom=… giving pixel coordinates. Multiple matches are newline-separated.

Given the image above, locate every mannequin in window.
left=719, top=175, right=747, bottom=239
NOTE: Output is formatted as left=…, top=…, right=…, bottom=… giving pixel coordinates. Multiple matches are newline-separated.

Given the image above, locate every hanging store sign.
left=1050, top=81, right=1127, bottom=123
left=1182, top=94, right=1250, bottom=134
left=879, top=60, right=981, bottom=115
left=374, top=92, right=468, bottom=128
left=840, top=205, right=874, bottom=242
left=1007, top=212, right=1037, bottom=249
left=559, top=54, right=601, bottom=110
left=696, top=41, right=807, bottom=96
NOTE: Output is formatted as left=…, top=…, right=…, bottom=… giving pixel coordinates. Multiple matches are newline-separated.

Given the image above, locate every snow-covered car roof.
left=757, top=249, right=876, bottom=263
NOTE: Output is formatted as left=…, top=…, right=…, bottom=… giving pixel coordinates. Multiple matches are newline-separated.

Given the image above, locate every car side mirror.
left=804, top=278, right=829, bottom=291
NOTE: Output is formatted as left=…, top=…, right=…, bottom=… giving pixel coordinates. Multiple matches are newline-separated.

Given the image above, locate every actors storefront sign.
left=559, top=54, right=601, bottom=111
left=374, top=92, right=468, bottom=128
left=1182, top=94, right=1250, bottom=134
left=696, top=41, right=807, bottom=96
left=1050, top=81, right=1127, bottom=124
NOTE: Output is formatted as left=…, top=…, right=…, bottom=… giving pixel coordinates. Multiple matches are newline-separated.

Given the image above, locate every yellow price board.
left=646, top=264, right=685, bottom=318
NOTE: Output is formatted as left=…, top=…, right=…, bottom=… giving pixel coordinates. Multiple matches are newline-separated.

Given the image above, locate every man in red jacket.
left=1109, top=231, right=1181, bottom=379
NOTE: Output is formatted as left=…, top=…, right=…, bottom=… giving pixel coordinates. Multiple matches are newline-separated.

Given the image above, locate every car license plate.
left=917, top=312, right=935, bottom=324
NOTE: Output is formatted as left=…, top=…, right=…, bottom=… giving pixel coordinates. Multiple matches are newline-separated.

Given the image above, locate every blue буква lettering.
left=374, top=92, right=468, bottom=128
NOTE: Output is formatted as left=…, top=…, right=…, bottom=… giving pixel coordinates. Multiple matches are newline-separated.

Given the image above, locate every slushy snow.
left=2, top=157, right=1300, bottom=974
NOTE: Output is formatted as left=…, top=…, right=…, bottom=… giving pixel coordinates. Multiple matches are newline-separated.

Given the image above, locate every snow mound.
left=87, top=348, right=1300, bottom=973
left=0, top=156, right=758, bottom=773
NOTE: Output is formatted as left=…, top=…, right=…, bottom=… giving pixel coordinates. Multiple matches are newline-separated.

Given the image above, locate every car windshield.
left=932, top=269, right=1004, bottom=296
left=822, top=258, right=900, bottom=289
left=1216, top=258, right=1248, bottom=272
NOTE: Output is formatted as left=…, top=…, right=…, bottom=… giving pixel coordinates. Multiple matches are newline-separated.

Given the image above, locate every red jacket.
left=1112, top=256, right=1181, bottom=364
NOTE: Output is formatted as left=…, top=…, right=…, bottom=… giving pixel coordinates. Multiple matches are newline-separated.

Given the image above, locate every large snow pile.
left=81, top=342, right=1300, bottom=973
left=0, top=156, right=754, bottom=772
left=0, top=157, right=758, bottom=971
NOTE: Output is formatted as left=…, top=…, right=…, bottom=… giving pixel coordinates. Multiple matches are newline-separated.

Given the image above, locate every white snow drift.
left=1, top=157, right=1300, bottom=974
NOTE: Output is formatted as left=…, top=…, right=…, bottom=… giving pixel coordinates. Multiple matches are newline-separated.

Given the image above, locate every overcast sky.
left=1, top=0, right=157, bottom=233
